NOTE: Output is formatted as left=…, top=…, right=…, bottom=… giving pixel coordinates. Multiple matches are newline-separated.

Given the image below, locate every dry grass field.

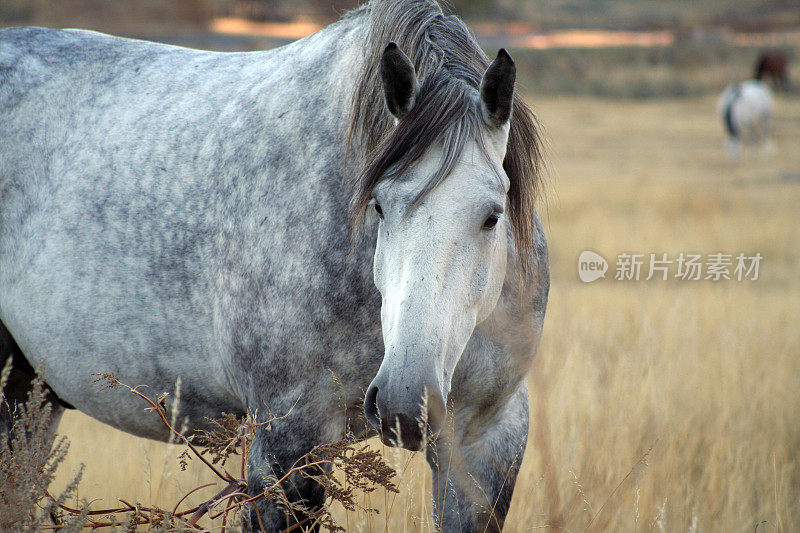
left=51, top=94, right=800, bottom=531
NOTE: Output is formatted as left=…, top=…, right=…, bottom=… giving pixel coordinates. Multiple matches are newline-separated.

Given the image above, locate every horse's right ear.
left=380, top=42, right=417, bottom=119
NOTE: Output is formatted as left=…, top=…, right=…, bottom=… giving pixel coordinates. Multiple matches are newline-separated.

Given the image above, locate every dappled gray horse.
left=0, top=0, right=548, bottom=530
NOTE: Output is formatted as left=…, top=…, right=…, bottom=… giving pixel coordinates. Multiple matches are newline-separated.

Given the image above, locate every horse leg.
left=760, top=111, right=775, bottom=157
left=426, top=381, right=529, bottom=533
left=245, top=408, right=335, bottom=532
left=1, top=321, right=66, bottom=445
left=726, top=137, right=740, bottom=161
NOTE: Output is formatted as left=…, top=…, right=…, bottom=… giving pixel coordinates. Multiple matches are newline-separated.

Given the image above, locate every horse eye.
left=374, top=202, right=384, bottom=218
left=483, top=214, right=499, bottom=230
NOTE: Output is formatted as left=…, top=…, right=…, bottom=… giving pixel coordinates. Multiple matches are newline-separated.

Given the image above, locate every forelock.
left=346, top=0, right=545, bottom=278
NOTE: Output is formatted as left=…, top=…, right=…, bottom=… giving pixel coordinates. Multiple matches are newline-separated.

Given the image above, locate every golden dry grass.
left=52, top=94, right=800, bottom=531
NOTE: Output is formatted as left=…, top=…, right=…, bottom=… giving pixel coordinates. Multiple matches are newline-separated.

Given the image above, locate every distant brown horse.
left=755, top=51, right=790, bottom=90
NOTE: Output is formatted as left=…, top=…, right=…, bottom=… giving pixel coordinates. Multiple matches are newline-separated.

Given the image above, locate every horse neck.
left=288, top=11, right=370, bottom=169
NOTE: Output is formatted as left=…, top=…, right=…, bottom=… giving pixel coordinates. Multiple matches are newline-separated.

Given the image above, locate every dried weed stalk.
left=0, top=360, right=86, bottom=532
left=2, top=369, right=399, bottom=532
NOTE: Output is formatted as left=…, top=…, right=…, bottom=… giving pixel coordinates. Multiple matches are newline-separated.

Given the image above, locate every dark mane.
left=346, top=0, right=545, bottom=278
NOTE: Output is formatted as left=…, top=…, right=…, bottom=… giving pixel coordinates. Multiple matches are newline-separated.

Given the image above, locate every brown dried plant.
left=0, top=369, right=398, bottom=532
left=306, top=440, right=399, bottom=513
left=0, top=360, right=87, bottom=532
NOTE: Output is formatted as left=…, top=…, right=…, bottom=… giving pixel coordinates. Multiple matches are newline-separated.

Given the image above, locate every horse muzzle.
left=363, top=372, right=446, bottom=451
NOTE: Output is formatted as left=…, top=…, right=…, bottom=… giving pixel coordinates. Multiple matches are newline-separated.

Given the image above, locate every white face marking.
left=371, top=125, right=510, bottom=399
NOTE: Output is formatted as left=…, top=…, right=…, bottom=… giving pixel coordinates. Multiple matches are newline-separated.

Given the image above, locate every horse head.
left=358, top=43, right=518, bottom=450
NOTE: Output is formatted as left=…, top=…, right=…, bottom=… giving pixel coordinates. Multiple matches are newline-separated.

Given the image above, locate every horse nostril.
left=364, top=385, right=380, bottom=427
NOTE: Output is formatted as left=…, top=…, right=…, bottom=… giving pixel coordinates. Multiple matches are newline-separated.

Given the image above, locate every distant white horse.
left=718, top=79, right=774, bottom=160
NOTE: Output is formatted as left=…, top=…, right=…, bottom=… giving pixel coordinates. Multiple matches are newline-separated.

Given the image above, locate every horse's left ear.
left=380, top=42, right=417, bottom=119
left=480, top=49, right=516, bottom=127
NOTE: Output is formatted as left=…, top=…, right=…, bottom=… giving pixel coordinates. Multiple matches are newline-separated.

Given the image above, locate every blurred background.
left=2, top=1, right=799, bottom=531
left=2, top=0, right=799, bottom=96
